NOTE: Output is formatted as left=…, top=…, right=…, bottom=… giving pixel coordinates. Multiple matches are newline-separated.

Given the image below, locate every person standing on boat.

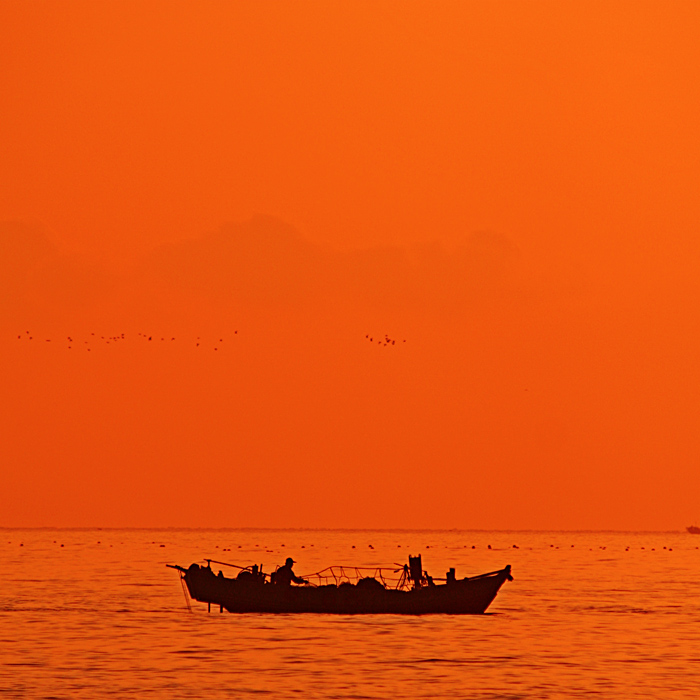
left=272, top=557, right=307, bottom=585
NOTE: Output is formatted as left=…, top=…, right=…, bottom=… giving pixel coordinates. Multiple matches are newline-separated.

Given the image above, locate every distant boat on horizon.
left=687, top=525, right=700, bottom=535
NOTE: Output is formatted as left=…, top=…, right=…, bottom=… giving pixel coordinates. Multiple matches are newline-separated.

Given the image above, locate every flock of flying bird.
left=15, top=330, right=406, bottom=351
left=15, top=330, right=237, bottom=351
left=365, top=333, right=406, bottom=347
left=8, top=540, right=687, bottom=554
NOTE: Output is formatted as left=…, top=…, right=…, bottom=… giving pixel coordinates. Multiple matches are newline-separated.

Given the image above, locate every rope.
left=179, top=573, right=192, bottom=613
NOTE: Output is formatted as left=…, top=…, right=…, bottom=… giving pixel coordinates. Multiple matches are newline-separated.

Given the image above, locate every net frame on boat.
left=301, top=565, right=410, bottom=590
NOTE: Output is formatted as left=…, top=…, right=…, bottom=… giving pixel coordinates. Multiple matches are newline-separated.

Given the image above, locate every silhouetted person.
left=272, top=557, right=306, bottom=585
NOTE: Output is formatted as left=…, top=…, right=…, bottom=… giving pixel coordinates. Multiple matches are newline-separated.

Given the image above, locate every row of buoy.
left=9, top=541, right=118, bottom=547
left=8, top=541, right=694, bottom=551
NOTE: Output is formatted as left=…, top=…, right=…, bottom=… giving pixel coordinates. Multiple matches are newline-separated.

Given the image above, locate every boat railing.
left=173, top=559, right=512, bottom=587
left=180, top=559, right=409, bottom=588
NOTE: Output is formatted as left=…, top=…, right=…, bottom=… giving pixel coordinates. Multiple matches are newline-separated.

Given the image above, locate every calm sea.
left=1, top=529, right=698, bottom=699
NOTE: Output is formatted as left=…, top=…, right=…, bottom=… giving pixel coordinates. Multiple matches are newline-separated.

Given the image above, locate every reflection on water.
left=1, top=530, right=699, bottom=698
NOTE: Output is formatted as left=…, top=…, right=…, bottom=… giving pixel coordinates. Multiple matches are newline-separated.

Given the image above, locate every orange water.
left=1, top=529, right=698, bottom=698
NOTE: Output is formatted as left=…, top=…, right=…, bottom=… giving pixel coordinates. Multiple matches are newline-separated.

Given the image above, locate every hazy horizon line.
left=0, top=526, right=691, bottom=534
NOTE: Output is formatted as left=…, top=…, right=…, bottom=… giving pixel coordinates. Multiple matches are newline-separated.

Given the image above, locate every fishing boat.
left=687, top=525, right=700, bottom=535
left=167, top=555, right=512, bottom=614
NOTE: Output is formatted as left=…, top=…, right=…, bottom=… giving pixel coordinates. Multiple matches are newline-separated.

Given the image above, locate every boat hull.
left=181, top=564, right=512, bottom=615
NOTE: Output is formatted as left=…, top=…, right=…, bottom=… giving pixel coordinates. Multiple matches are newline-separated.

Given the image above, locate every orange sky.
left=2, top=1, right=700, bottom=529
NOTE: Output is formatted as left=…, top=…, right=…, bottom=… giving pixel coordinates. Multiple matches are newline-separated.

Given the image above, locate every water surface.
left=1, top=529, right=698, bottom=698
